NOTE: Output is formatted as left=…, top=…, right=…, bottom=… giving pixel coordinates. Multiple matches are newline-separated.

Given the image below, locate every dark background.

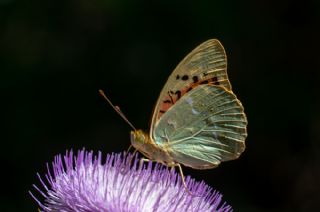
left=1, top=0, right=320, bottom=211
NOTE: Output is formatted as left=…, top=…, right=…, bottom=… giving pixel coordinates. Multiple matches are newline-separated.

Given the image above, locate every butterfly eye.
left=131, top=131, right=144, bottom=144
left=138, top=131, right=146, bottom=142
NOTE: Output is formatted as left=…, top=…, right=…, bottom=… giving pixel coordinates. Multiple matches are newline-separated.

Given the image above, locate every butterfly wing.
left=152, top=85, right=247, bottom=169
left=150, top=39, right=231, bottom=134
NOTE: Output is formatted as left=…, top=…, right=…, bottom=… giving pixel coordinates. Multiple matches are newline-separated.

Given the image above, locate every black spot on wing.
left=212, top=76, right=219, bottom=85
left=175, top=90, right=181, bottom=99
left=200, top=80, right=209, bottom=85
left=192, top=76, right=199, bottom=83
left=168, top=91, right=174, bottom=103
left=181, top=75, right=189, bottom=81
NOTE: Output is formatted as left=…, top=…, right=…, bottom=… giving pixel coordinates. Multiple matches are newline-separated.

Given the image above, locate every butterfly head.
left=130, top=130, right=148, bottom=149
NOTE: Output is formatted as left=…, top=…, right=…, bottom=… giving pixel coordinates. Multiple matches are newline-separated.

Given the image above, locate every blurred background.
left=1, top=0, right=320, bottom=211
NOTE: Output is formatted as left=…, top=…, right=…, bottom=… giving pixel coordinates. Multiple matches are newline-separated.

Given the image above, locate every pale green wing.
left=152, top=85, right=247, bottom=169
left=150, top=39, right=231, bottom=135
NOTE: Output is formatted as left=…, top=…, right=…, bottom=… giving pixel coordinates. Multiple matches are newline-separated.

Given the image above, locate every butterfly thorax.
left=130, top=130, right=175, bottom=165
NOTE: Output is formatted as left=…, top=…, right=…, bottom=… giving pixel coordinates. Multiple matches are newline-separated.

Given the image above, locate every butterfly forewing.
left=150, top=39, right=232, bottom=133
left=152, top=85, right=247, bottom=169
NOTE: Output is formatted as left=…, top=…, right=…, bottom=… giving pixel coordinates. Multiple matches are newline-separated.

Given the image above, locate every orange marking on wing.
left=157, top=76, right=219, bottom=119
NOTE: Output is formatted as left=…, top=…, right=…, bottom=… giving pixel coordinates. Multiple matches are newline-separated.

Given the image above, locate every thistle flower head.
left=30, top=149, right=232, bottom=211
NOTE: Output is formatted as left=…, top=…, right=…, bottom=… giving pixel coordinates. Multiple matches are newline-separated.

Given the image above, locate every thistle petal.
left=30, top=149, right=232, bottom=212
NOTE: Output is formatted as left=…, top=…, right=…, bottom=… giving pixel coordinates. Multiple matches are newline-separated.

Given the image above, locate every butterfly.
left=100, top=39, right=247, bottom=192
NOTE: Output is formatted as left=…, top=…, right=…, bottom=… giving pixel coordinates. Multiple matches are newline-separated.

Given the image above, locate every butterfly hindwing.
left=151, top=39, right=231, bottom=132
left=152, top=85, right=247, bottom=169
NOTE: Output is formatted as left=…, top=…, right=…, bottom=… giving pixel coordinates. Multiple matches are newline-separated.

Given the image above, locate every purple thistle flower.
left=30, top=149, right=232, bottom=212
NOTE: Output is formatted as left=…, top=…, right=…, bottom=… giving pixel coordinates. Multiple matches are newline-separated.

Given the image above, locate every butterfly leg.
left=138, top=158, right=151, bottom=170
left=123, top=148, right=138, bottom=170
left=168, top=163, right=193, bottom=196
left=126, top=145, right=133, bottom=154
left=119, top=148, right=138, bottom=175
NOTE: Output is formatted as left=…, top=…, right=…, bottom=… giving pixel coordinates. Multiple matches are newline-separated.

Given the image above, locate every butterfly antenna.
left=99, top=89, right=136, bottom=131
